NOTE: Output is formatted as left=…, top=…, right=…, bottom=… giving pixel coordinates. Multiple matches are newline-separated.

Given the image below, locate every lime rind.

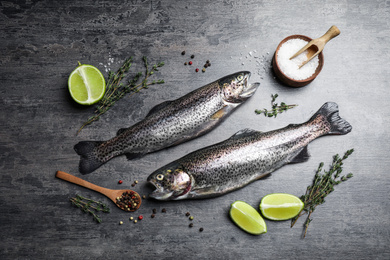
left=230, top=201, right=267, bottom=235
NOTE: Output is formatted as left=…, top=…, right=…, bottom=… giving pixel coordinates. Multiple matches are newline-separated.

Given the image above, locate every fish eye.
left=156, top=174, right=164, bottom=181
left=237, top=74, right=244, bottom=81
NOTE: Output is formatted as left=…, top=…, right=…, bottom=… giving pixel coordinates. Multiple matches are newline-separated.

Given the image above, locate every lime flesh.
left=68, top=64, right=106, bottom=105
left=230, top=201, right=267, bottom=235
left=260, top=193, right=304, bottom=221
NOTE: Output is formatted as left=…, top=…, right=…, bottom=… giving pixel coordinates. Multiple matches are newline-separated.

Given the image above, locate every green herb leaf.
left=69, top=194, right=110, bottom=223
left=291, top=149, right=354, bottom=238
left=77, top=56, right=165, bottom=134
left=255, top=94, right=297, bottom=117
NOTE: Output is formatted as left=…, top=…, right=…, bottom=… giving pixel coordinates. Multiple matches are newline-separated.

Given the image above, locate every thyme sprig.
left=255, top=94, right=297, bottom=117
left=70, top=194, right=110, bottom=223
left=291, top=149, right=354, bottom=238
left=77, top=56, right=164, bottom=134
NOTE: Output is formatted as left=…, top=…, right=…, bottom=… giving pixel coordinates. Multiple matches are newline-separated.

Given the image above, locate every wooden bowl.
left=272, top=35, right=324, bottom=87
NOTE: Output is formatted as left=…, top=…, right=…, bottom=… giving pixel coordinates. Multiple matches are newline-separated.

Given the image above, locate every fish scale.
left=75, top=71, right=259, bottom=174
left=147, top=102, right=352, bottom=200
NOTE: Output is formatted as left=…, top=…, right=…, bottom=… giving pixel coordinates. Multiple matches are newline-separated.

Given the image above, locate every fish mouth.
left=240, top=71, right=251, bottom=87
left=148, top=180, right=174, bottom=200
left=239, top=82, right=260, bottom=99
left=238, top=72, right=260, bottom=100
left=244, top=72, right=251, bottom=83
left=147, top=175, right=193, bottom=200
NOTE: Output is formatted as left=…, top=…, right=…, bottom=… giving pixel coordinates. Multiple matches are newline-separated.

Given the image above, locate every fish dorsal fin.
left=146, top=100, right=173, bottom=117
left=229, top=128, right=259, bottom=140
left=289, top=146, right=310, bottom=164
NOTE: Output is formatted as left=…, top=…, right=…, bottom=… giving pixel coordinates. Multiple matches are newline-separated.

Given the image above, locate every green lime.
left=259, top=193, right=304, bottom=221
left=68, top=63, right=106, bottom=105
left=229, top=201, right=267, bottom=235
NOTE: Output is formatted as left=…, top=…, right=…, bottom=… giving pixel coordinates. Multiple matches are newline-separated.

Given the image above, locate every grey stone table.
left=1, top=1, right=389, bottom=259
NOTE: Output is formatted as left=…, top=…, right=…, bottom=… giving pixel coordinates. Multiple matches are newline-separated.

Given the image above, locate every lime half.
left=230, top=201, right=267, bottom=235
left=68, top=63, right=106, bottom=105
left=260, top=193, right=304, bottom=221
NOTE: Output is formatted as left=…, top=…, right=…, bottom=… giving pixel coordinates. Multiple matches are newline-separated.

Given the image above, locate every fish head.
left=147, top=165, right=192, bottom=200
left=218, top=71, right=259, bottom=103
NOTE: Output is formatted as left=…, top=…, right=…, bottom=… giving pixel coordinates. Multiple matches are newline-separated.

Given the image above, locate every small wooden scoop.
left=56, top=171, right=141, bottom=212
left=290, top=25, right=340, bottom=68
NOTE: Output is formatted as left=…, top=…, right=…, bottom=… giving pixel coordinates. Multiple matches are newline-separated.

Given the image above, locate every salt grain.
left=276, top=38, right=319, bottom=80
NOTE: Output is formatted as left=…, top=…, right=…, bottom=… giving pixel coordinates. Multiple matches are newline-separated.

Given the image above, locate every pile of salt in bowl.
left=276, top=38, right=319, bottom=80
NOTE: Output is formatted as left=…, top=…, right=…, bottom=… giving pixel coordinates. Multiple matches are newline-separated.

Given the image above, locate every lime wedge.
left=230, top=201, right=267, bottom=235
left=68, top=63, right=106, bottom=105
left=260, top=193, right=304, bottom=221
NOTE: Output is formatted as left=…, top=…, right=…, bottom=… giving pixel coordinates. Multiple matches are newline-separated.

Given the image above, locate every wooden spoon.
left=290, top=25, right=340, bottom=68
left=56, top=171, right=141, bottom=212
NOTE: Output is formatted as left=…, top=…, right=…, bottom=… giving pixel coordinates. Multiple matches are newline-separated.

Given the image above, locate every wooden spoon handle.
left=56, top=171, right=111, bottom=196
left=319, top=25, right=340, bottom=44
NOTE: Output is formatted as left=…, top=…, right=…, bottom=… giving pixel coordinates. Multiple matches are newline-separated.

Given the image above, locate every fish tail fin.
left=74, top=141, right=105, bottom=174
left=311, top=102, right=352, bottom=135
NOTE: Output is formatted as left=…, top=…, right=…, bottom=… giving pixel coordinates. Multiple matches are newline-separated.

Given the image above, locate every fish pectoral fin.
left=191, top=186, right=220, bottom=197
left=289, top=146, right=310, bottom=164
left=146, top=100, right=173, bottom=117
left=210, top=105, right=231, bottom=120
left=256, top=172, right=272, bottom=180
left=125, top=153, right=146, bottom=160
left=229, top=128, right=260, bottom=140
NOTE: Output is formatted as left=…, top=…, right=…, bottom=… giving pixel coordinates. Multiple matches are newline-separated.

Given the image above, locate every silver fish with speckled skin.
left=75, top=71, right=260, bottom=174
left=147, top=102, right=352, bottom=200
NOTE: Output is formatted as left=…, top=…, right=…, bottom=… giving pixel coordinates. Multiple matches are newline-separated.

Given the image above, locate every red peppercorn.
left=189, top=61, right=193, bottom=65
left=138, top=215, right=143, bottom=220
left=195, top=68, right=199, bottom=72
left=118, top=180, right=123, bottom=184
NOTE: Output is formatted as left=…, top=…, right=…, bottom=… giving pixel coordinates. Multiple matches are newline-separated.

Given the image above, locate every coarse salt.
left=276, top=38, right=319, bottom=80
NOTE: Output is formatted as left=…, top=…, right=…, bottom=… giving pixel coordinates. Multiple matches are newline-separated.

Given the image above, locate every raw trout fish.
left=75, top=71, right=260, bottom=174
left=147, top=102, right=352, bottom=200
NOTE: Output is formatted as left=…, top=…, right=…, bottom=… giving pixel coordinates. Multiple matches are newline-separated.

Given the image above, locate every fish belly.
left=187, top=126, right=321, bottom=198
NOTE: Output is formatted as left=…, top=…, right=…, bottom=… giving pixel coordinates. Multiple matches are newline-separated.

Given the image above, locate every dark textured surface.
left=1, top=1, right=389, bottom=259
